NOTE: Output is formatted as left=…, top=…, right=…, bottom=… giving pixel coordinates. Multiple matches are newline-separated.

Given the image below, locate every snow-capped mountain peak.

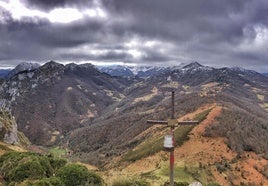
left=6, top=62, right=40, bottom=79
left=97, top=63, right=187, bottom=77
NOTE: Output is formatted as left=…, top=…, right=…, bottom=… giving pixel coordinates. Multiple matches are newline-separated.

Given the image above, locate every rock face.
left=3, top=122, right=18, bottom=145
left=0, top=109, right=29, bottom=145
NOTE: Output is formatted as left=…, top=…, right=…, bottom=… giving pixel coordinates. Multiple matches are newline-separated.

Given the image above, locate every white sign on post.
left=164, top=135, right=173, bottom=148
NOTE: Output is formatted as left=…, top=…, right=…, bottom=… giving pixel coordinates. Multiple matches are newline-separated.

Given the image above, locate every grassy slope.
left=122, top=108, right=212, bottom=162
left=0, top=142, right=26, bottom=155
left=102, top=105, right=219, bottom=185
left=103, top=105, right=268, bottom=186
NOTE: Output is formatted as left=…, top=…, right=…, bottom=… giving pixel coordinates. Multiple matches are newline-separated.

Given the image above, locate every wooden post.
left=170, top=91, right=175, bottom=186
left=147, top=91, right=198, bottom=186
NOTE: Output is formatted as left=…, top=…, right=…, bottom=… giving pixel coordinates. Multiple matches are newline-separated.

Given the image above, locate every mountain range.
left=0, top=61, right=268, bottom=185
left=97, top=63, right=268, bottom=78
left=1, top=62, right=268, bottom=79
left=97, top=65, right=181, bottom=77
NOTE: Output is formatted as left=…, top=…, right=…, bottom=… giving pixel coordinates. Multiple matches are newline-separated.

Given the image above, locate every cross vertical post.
left=170, top=91, right=175, bottom=186
left=171, top=91, right=175, bottom=119
left=147, top=91, right=199, bottom=186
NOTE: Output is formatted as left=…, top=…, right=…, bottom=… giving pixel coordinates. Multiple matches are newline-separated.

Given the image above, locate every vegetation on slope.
left=123, top=108, right=212, bottom=162
left=0, top=142, right=12, bottom=153
left=0, top=151, right=104, bottom=186
left=204, top=109, right=268, bottom=157
left=65, top=94, right=216, bottom=167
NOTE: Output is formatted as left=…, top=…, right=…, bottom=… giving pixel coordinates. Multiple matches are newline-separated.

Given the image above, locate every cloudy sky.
left=0, top=0, right=268, bottom=72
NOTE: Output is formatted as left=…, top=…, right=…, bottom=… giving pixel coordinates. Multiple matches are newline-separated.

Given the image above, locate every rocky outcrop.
left=0, top=109, right=29, bottom=146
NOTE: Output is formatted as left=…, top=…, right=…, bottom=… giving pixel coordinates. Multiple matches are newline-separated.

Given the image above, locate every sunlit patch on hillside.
left=202, top=82, right=219, bottom=88
left=200, top=83, right=229, bottom=97
left=67, top=86, right=73, bottom=91
left=257, top=94, right=265, bottom=101
left=133, top=87, right=158, bottom=104
left=79, top=110, right=95, bottom=124
left=252, top=87, right=263, bottom=93
left=259, top=103, right=268, bottom=111
left=0, top=142, right=26, bottom=155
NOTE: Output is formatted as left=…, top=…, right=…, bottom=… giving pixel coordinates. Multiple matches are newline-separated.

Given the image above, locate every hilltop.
left=102, top=105, right=268, bottom=185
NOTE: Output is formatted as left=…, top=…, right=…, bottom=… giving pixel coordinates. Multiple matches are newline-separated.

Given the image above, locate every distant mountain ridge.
left=97, top=63, right=187, bottom=77
left=0, top=69, right=11, bottom=78
left=2, top=61, right=266, bottom=79
left=98, top=62, right=264, bottom=78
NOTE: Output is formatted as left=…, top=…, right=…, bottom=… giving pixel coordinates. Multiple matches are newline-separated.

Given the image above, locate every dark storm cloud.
left=107, top=0, right=246, bottom=35
left=25, top=0, right=67, bottom=10
left=0, top=21, right=52, bottom=60
left=143, top=53, right=174, bottom=63
left=0, top=0, right=268, bottom=72
left=35, top=21, right=106, bottom=47
left=24, top=0, right=92, bottom=10
left=110, top=0, right=253, bottom=48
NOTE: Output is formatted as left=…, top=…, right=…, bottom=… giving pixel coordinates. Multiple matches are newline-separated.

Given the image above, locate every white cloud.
left=85, top=7, right=107, bottom=18
left=254, top=25, right=268, bottom=47
left=144, top=40, right=158, bottom=48
left=48, top=8, right=83, bottom=23
left=124, top=38, right=139, bottom=48
left=0, top=0, right=108, bottom=24
left=0, top=0, right=46, bottom=22
left=124, top=37, right=175, bottom=58
left=239, top=24, right=268, bottom=53
left=127, top=49, right=143, bottom=59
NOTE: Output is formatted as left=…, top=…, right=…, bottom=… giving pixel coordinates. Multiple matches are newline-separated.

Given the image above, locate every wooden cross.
left=147, top=91, right=199, bottom=186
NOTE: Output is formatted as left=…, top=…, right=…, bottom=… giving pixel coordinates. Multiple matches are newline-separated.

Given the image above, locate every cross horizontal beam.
left=178, top=121, right=199, bottom=125
left=147, top=120, right=168, bottom=125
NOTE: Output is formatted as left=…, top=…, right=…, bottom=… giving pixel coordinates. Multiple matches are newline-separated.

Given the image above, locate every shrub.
left=49, top=157, right=67, bottom=172
left=20, top=177, right=64, bottom=186
left=8, top=160, right=46, bottom=182
left=56, top=163, right=103, bottom=186
left=0, top=152, right=54, bottom=183
left=0, top=152, right=104, bottom=185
